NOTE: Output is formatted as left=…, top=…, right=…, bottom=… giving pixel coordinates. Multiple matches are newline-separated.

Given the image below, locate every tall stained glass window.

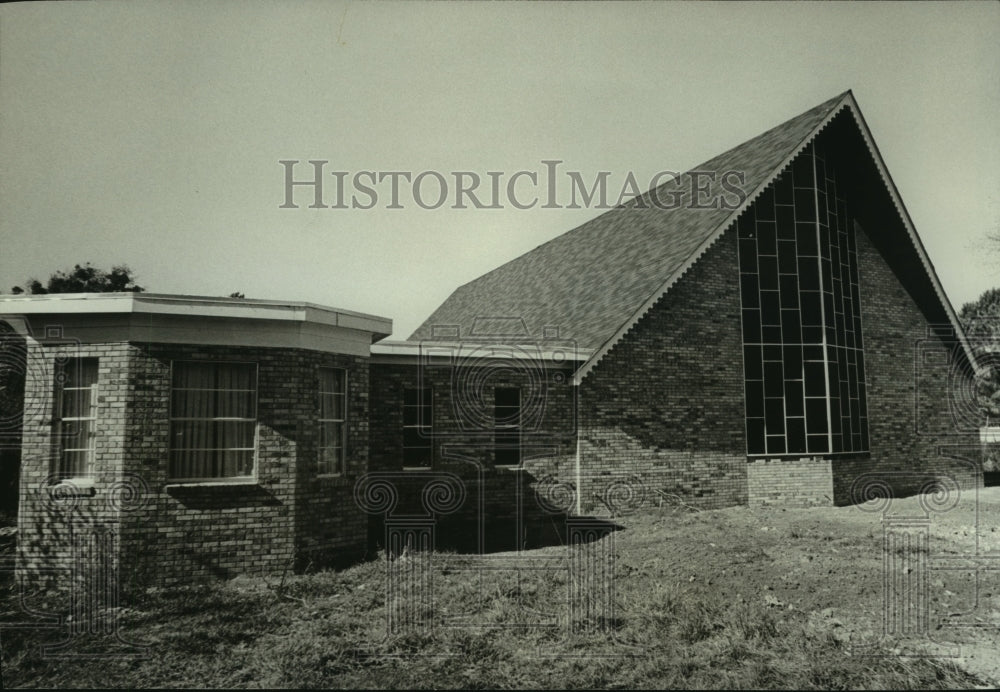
left=738, top=142, right=869, bottom=456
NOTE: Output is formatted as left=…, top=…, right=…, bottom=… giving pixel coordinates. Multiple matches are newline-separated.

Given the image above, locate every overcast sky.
left=1, top=1, right=997, bottom=339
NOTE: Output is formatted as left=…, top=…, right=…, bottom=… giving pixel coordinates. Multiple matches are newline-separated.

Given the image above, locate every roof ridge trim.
left=839, top=94, right=980, bottom=375
left=574, top=93, right=980, bottom=384
left=573, top=95, right=853, bottom=384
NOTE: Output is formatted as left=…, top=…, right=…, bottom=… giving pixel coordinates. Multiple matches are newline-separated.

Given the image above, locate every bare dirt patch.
left=615, top=486, right=1000, bottom=686
left=1, top=488, right=997, bottom=688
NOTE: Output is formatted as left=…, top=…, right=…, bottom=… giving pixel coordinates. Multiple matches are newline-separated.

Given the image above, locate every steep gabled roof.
left=410, top=93, right=848, bottom=347
left=409, top=91, right=978, bottom=382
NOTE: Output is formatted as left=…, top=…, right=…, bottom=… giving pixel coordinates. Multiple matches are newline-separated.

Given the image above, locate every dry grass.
left=0, top=502, right=992, bottom=689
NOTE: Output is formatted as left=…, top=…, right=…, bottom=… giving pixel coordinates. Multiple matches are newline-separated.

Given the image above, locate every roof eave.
left=573, top=92, right=980, bottom=384
left=573, top=93, right=855, bottom=384
left=838, top=93, right=981, bottom=376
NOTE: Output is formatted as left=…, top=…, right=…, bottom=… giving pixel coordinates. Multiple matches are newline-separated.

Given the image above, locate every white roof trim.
left=372, top=339, right=592, bottom=363
left=574, top=94, right=851, bottom=384
left=0, top=292, right=392, bottom=337
left=839, top=93, right=980, bottom=375
left=574, top=92, right=979, bottom=384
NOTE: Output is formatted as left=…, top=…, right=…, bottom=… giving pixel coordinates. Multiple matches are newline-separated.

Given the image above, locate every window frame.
left=52, top=357, right=100, bottom=481
left=737, top=144, right=869, bottom=458
left=494, top=386, right=522, bottom=467
left=317, top=366, right=348, bottom=477
left=168, top=360, right=259, bottom=484
left=402, top=386, right=433, bottom=470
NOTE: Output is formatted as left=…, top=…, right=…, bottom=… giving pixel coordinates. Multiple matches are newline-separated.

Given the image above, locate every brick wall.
left=15, top=203, right=983, bottom=587
left=17, top=341, right=132, bottom=591
left=368, top=360, right=578, bottom=549
left=829, top=226, right=982, bottom=505
left=577, top=226, right=750, bottom=511
left=18, top=342, right=372, bottom=588
left=574, top=206, right=979, bottom=511
left=747, top=457, right=833, bottom=506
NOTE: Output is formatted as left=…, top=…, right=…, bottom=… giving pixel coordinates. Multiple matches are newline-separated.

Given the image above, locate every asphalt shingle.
left=409, top=93, right=851, bottom=349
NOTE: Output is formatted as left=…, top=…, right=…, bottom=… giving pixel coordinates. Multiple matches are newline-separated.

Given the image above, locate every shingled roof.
left=408, top=91, right=977, bottom=381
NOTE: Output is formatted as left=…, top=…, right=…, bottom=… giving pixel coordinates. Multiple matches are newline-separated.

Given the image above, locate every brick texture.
left=576, top=226, right=749, bottom=511
left=828, top=225, right=982, bottom=505
left=17, top=341, right=132, bottom=592
left=14, top=209, right=983, bottom=585
left=18, top=342, right=372, bottom=588
left=368, top=360, right=578, bottom=549
left=747, top=457, right=833, bottom=506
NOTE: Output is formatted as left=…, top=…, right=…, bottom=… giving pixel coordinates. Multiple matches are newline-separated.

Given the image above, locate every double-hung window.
left=53, top=358, right=99, bottom=479
left=402, top=387, right=432, bottom=468
left=169, top=362, right=257, bottom=481
left=317, top=368, right=347, bottom=475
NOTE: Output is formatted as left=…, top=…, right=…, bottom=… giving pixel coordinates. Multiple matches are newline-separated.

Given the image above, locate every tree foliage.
left=960, top=287, right=1000, bottom=339
left=12, top=263, right=144, bottom=295
left=959, top=287, right=1000, bottom=423
left=2, top=263, right=147, bottom=512
left=3, top=263, right=146, bottom=416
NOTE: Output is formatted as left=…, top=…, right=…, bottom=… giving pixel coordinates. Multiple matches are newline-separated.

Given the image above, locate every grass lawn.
left=2, top=490, right=998, bottom=689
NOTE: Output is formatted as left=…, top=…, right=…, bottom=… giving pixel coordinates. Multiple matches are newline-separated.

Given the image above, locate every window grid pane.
left=169, top=362, right=257, bottom=480
left=403, top=387, right=432, bottom=468
left=317, top=367, right=347, bottom=475
left=53, top=358, right=99, bottom=478
left=738, top=142, right=869, bottom=456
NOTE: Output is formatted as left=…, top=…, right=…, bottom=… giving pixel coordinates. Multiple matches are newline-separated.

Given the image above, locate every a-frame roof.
left=409, top=91, right=978, bottom=382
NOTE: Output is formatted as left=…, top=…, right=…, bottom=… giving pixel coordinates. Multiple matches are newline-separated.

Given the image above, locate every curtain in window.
left=170, top=362, right=256, bottom=480
left=55, top=358, right=99, bottom=477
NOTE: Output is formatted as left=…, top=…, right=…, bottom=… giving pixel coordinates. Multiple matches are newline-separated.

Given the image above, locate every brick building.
left=387, top=90, right=983, bottom=516
left=1, top=91, right=985, bottom=584
left=1, top=294, right=390, bottom=586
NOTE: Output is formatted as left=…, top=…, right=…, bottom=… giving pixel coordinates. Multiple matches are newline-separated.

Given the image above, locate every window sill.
left=314, top=473, right=354, bottom=488
left=745, top=452, right=871, bottom=461
left=164, top=479, right=259, bottom=489
left=48, top=478, right=96, bottom=496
